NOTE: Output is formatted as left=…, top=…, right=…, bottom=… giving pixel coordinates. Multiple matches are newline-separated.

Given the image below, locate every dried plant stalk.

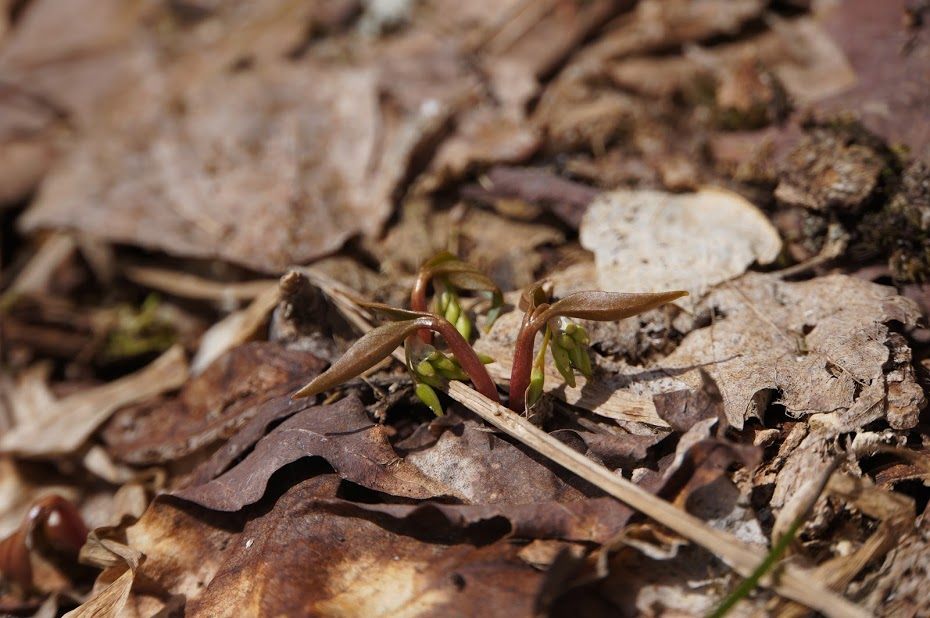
left=446, top=382, right=867, bottom=618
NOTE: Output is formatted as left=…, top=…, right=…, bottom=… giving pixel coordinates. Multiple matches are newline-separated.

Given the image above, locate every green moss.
left=102, top=294, right=177, bottom=361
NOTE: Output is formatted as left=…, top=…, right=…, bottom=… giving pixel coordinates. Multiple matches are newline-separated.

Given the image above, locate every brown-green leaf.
left=351, top=297, right=432, bottom=322
left=293, top=319, right=424, bottom=399
left=542, top=290, right=687, bottom=323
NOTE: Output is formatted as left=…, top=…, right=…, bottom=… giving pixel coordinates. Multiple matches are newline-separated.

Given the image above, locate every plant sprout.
left=508, top=283, right=687, bottom=412
left=293, top=303, right=499, bottom=413
left=410, top=251, right=503, bottom=343
left=293, top=253, right=686, bottom=416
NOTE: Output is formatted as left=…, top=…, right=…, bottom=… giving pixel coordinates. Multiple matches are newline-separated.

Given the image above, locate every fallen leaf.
left=660, top=273, right=924, bottom=429
left=172, top=396, right=451, bottom=510
left=308, top=496, right=634, bottom=546
left=368, top=203, right=564, bottom=292
left=19, top=32, right=471, bottom=272
left=814, top=0, right=930, bottom=161
left=461, top=166, right=599, bottom=228
left=605, top=16, right=855, bottom=107
left=550, top=429, right=660, bottom=469
left=101, top=342, right=325, bottom=465
left=66, top=527, right=143, bottom=618
left=0, top=346, right=188, bottom=457
left=404, top=417, right=621, bottom=504
left=580, top=188, right=782, bottom=298
left=185, top=476, right=544, bottom=617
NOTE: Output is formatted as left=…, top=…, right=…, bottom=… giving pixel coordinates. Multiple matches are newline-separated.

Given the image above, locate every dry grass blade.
left=191, top=284, right=280, bottom=374
left=5, top=232, right=76, bottom=297
left=446, top=383, right=867, bottom=618
left=123, top=266, right=277, bottom=302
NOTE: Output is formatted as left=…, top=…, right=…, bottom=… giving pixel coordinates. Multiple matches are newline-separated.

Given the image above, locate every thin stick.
left=447, top=383, right=866, bottom=618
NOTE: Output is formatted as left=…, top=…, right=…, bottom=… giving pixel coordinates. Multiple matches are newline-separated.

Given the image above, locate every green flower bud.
left=455, top=312, right=472, bottom=341
left=416, top=359, right=436, bottom=378
left=437, top=365, right=469, bottom=381
left=526, top=366, right=545, bottom=409
left=415, top=382, right=444, bottom=417
left=557, top=333, right=576, bottom=350
left=550, top=343, right=576, bottom=388
left=569, top=345, right=593, bottom=378
left=570, top=325, right=590, bottom=346
left=438, top=290, right=452, bottom=314
left=477, top=353, right=495, bottom=365
left=432, top=354, right=457, bottom=373
left=444, top=295, right=461, bottom=324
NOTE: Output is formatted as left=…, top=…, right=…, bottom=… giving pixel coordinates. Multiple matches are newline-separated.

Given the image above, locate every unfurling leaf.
left=416, top=252, right=505, bottom=333
left=293, top=320, right=424, bottom=399
left=519, top=282, right=550, bottom=313
left=509, top=285, right=686, bottom=413
left=483, top=289, right=504, bottom=331
left=542, top=290, right=688, bottom=323
left=455, top=312, right=472, bottom=341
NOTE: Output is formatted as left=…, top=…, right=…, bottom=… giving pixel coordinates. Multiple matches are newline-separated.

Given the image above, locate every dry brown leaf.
left=102, top=342, right=325, bottom=465
left=178, top=410, right=638, bottom=542
left=660, top=273, right=924, bottom=429
left=19, top=31, right=472, bottom=272
left=369, top=203, right=564, bottom=292
left=66, top=528, right=143, bottom=618
left=93, top=475, right=545, bottom=616
left=187, top=476, right=544, bottom=617
left=405, top=417, right=611, bottom=504
left=580, top=188, right=782, bottom=298
left=575, top=0, right=767, bottom=64
left=0, top=345, right=188, bottom=457
left=461, top=166, right=599, bottom=228
left=173, top=396, right=452, bottom=509
left=814, top=0, right=930, bottom=161
left=606, top=16, right=855, bottom=107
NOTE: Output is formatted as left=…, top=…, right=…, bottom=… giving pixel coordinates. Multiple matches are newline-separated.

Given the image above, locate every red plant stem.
left=411, top=272, right=433, bottom=344
left=423, top=316, right=499, bottom=403
left=508, top=315, right=542, bottom=413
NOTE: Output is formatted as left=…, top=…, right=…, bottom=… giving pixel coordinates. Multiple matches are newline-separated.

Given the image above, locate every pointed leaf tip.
left=293, top=319, right=424, bottom=399
left=545, top=289, right=688, bottom=322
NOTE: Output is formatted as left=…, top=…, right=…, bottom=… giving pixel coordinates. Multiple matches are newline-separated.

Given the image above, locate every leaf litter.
left=2, top=1, right=930, bottom=616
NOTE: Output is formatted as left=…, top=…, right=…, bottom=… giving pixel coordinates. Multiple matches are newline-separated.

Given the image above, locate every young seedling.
left=292, top=304, right=500, bottom=413
left=296, top=253, right=503, bottom=416
left=293, top=254, right=685, bottom=417
left=410, top=251, right=503, bottom=343
left=509, top=283, right=687, bottom=412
